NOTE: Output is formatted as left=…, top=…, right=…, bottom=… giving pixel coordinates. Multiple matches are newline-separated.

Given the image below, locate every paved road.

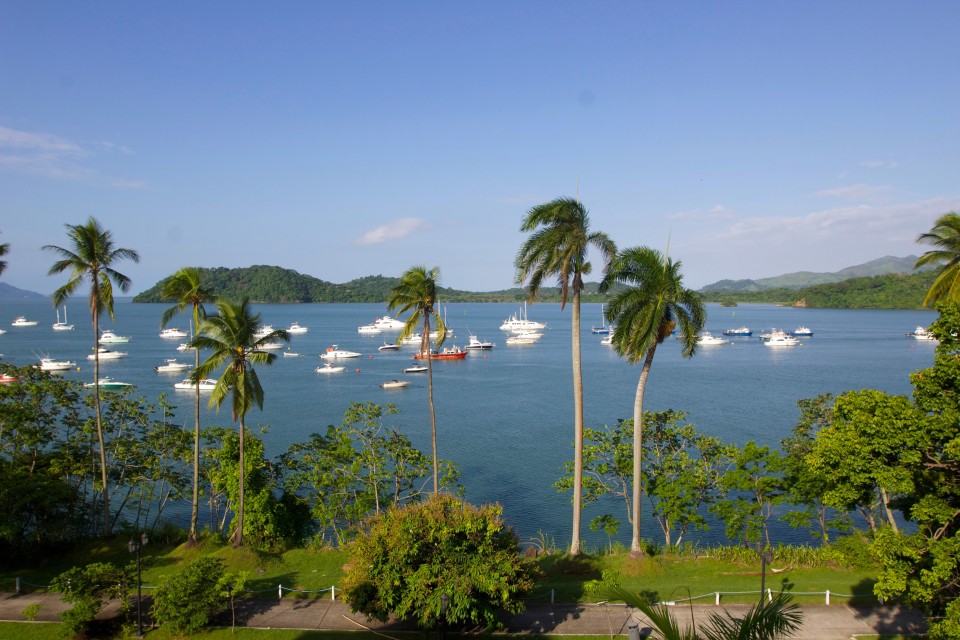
left=0, top=591, right=928, bottom=638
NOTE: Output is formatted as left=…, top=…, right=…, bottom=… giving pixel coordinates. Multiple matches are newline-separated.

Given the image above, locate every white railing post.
left=767, top=588, right=772, bottom=602
left=551, top=589, right=555, bottom=605
left=715, top=591, right=720, bottom=606
left=278, top=584, right=283, bottom=600
left=825, top=590, right=830, bottom=605
left=331, top=585, right=336, bottom=601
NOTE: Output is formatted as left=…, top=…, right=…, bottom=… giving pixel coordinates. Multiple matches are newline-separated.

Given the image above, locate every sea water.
left=0, top=299, right=938, bottom=549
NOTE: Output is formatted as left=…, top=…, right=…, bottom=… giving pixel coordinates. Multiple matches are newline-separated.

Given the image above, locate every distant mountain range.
left=0, top=282, right=46, bottom=300
left=699, top=256, right=922, bottom=293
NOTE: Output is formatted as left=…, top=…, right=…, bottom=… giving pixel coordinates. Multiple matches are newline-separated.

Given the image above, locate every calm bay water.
left=0, top=299, right=938, bottom=549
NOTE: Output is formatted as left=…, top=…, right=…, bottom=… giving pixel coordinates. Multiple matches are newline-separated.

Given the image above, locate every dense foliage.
left=701, top=270, right=935, bottom=308
left=342, top=493, right=533, bottom=628
left=151, top=557, right=245, bottom=633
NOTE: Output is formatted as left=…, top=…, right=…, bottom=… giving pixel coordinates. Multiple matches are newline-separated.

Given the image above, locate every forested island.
left=133, top=264, right=935, bottom=309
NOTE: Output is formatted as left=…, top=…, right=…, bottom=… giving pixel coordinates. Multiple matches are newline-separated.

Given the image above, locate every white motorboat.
left=499, top=302, right=546, bottom=332
left=38, top=357, right=77, bottom=371
left=288, top=322, right=309, bottom=334
left=282, top=350, right=301, bottom=357
left=257, top=341, right=285, bottom=350
left=159, top=327, right=188, bottom=339
left=88, top=346, right=127, bottom=360
left=320, top=345, right=361, bottom=359
left=403, top=364, right=429, bottom=373
left=381, top=379, right=410, bottom=389
left=155, top=359, right=191, bottom=373
left=52, top=307, right=74, bottom=331
left=763, top=330, right=800, bottom=347
left=84, top=377, right=133, bottom=390
left=11, top=316, right=38, bottom=327
left=174, top=378, right=217, bottom=391
left=99, top=330, right=130, bottom=344
left=316, top=362, right=346, bottom=374
left=401, top=331, right=440, bottom=344
left=378, top=342, right=401, bottom=352
left=464, top=335, right=494, bottom=350
left=696, top=332, right=728, bottom=346
left=600, top=335, right=613, bottom=346
left=792, top=326, right=814, bottom=337
left=910, top=326, right=937, bottom=341
left=253, top=325, right=275, bottom=339
left=506, top=334, right=539, bottom=345
left=373, top=315, right=407, bottom=330
left=358, top=323, right=382, bottom=334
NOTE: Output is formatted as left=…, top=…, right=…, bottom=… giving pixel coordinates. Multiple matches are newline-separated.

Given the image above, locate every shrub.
left=151, top=557, right=245, bottom=634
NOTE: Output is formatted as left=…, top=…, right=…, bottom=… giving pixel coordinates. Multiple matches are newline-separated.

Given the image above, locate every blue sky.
left=1, top=1, right=957, bottom=295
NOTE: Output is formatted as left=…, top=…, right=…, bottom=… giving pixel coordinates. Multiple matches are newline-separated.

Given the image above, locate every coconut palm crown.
left=915, top=211, right=960, bottom=307
left=515, top=197, right=616, bottom=556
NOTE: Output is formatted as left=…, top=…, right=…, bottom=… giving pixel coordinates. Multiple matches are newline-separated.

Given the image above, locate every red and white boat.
left=414, top=346, right=467, bottom=360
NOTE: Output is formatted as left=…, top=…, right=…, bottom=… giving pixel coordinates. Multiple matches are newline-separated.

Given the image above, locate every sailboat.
left=52, top=306, right=74, bottom=331
left=591, top=303, right=610, bottom=334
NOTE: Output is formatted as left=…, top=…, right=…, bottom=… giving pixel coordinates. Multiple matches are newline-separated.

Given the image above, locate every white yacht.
left=52, top=307, right=74, bottom=331
left=84, top=377, right=133, bottom=390
left=159, top=327, right=188, bottom=339
left=174, top=378, right=217, bottom=391
left=316, top=362, right=346, bottom=374
left=910, top=326, right=937, bottom=341
left=696, top=332, right=728, bottom=346
left=155, top=359, right=191, bottom=373
left=320, top=345, right=361, bottom=359
left=357, top=323, right=382, bottom=334
left=499, top=303, right=546, bottom=332
left=38, top=357, right=77, bottom=371
left=288, top=322, right=309, bottom=334
left=99, top=330, right=130, bottom=344
left=88, top=346, right=127, bottom=360
left=373, top=315, right=407, bottom=330
left=763, top=330, right=800, bottom=347
left=11, top=316, right=38, bottom=327
left=464, top=335, right=494, bottom=350
left=253, top=325, right=275, bottom=339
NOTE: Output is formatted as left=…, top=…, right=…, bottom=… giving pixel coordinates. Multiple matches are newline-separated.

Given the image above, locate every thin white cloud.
left=859, top=159, right=898, bottom=169
left=0, top=124, right=145, bottom=188
left=667, top=204, right=735, bottom=221
left=356, top=218, right=432, bottom=245
left=814, top=183, right=894, bottom=201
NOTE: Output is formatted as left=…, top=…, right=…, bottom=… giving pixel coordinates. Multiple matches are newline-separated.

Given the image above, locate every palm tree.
left=602, top=584, right=802, bottom=640
left=0, top=234, right=8, bottom=276
left=600, top=246, right=704, bottom=555
left=190, top=297, right=288, bottom=547
left=159, top=267, right=217, bottom=545
left=915, top=211, right=960, bottom=307
left=515, top=197, right=616, bottom=556
left=387, top=265, right=446, bottom=494
left=43, top=217, right=140, bottom=537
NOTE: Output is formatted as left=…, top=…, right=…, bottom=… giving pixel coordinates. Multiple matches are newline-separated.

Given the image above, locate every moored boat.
left=722, top=326, right=752, bottom=337
left=403, top=364, right=429, bottom=373
left=85, top=377, right=133, bottom=390
left=378, top=342, right=401, bottom=352
left=155, top=359, right=191, bottom=373
left=52, top=306, right=74, bottom=331
left=381, top=379, right=409, bottom=389
left=696, top=332, right=728, bottom=346
left=316, top=362, right=346, bottom=374
left=358, top=323, right=382, bottom=334
left=464, top=335, right=494, bottom=350
left=99, top=330, right=130, bottom=344
left=763, top=330, right=800, bottom=347
left=791, top=326, right=814, bottom=337
left=11, top=316, right=38, bottom=327
left=909, top=326, right=937, bottom=341
left=499, top=302, right=546, bottom=332
left=88, top=346, right=127, bottom=360
left=320, top=345, right=361, bottom=359
left=288, top=322, right=309, bottom=334
left=373, top=315, right=406, bottom=330
left=413, top=345, right=467, bottom=360
left=159, top=327, right=188, bottom=338
left=38, top=357, right=76, bottom=371
left=0, top=373, right=19, bottom=384
left=174, top=378, right=217, bottom=391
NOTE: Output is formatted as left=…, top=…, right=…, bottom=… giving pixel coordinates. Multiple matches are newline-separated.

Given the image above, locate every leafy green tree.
left=160, top=266, right=217, bottom=544
left=600, top=246, right=705, bottom=555
left=343, top=493, right=533, bottom=628
left=152, top=557, right=245, bottom=634
left=515, top=197, right=615, bottom=556
left=915, top=211, right=960, bottom=306
left=871, top=302, right=960, bottom=639
left=44, top=216, right=140, bottom=537
left=0, top=234, right=8, bottom=276
left=51, top=562, right=130, bottom=638
left=710, top=441, right=785, bottom=547
left=602, top=584, right=802, bottom=640
left=780, top=394, right=852, bottom=542
left=191, top=296, right=289, bottom=547
left=807, top=390, right=916, bottom=532
left=388, top=265, right=447, bottom=494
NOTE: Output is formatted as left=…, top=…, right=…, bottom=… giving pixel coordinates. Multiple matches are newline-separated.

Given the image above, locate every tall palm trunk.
left=631, top=344, right=658, bottom=555
left=91, top=304, right=112, bottom=537
left=190, top=338, right=201, bottom=544
left=424, top=316, right=438, bottom=493
left=570, top=292, right=584, bottom=556
left=232, top=415, right=246, bottom=547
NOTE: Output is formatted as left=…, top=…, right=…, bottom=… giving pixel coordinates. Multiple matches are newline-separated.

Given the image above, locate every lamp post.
left=128, top=531, right=149, bottom=637
left=439, top=593, right=449, bottom=640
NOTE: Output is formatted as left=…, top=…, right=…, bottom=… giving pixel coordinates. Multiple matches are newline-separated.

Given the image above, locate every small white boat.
left=506, top=334, right=538, bottom=345
left=381, top=379, right=410, bottom=389
left=99, top=330, right=130, bottom=344
left=378, top=342, right=401, bottom=352
left=288, top=322, right=309, bottom=334
left=316, top=362, right=346, bottom=374
left=696, top=332, right=727, bottom=346
left=358, top=324, right=382, bottom=334
left=792, top=326, right=814, bottom=337
left=258, top=341, right=285, bottom=350
left=159, top=327, right=188, bottom=339
left=11, top=316, right=38, bottom=327
left=88, top=346, right=127, bottom=360
left=253, top=325, right=275, bottom=339
left=174, top=378, right=217, bottom=391
left=176, top=343, right=191, bottom=352
left=282, top=350, right=301, bottom=357
left=500, top=302, right=546, bottom=332
left=320, top=345, right=361, bottom=359
left=38, top=357, right=76, bottom=371
left=763, top=330, right=800, bottom=347
left=403, top=364, right=429, bottom=373
left=910, top=326, right=937, bottom=341
left=464, top=335, right=494, bottom=350
left=52, top=307, right=74, bottom=331
left=591, top=303, right=610, bottom=334
left=373, top=315, right=407, bottom=330
left=84, top=377, right=133, bottom=390
left=155, top=359, right=191, bottom=373
left=600, top=335, right=613, bottom=346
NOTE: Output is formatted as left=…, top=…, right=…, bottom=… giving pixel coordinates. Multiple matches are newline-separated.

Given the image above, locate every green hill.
left=701, top=255, right=922, bottom=292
